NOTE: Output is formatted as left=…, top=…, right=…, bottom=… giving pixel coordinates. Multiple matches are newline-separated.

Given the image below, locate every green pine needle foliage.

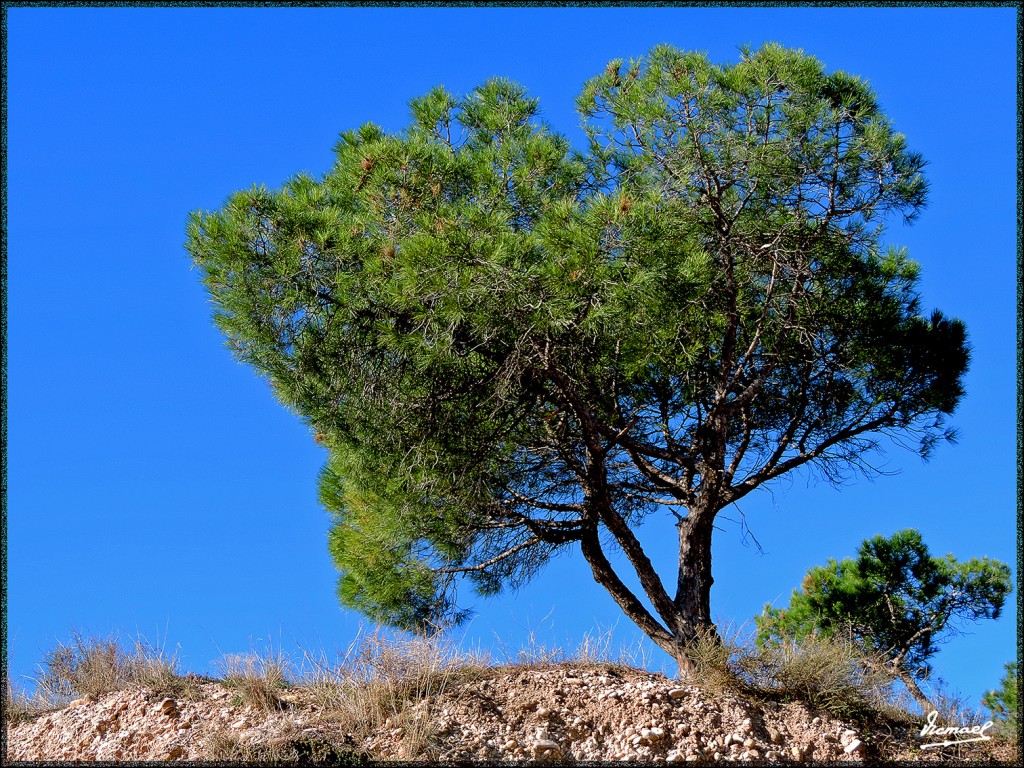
left=982, top=662, right=1019, bottom=733
left=754, top=529, right=1011, bottom=684
left=188, top=44, right=972, bottom=642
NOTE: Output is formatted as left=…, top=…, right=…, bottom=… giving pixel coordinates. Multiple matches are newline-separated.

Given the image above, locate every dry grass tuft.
left=679, top=625, right=901, bottom=722
left=293, top=627, right=480, bottom=760
left=202, top=726, right=368, bottom=765
left=748, top=633, right=895, bottom=719
left=5, top=673, right=51, bottom=723
left=679, top=624, right=741, bottom=694
left=31, top=629, right=187, bottom=707
left=215, top=650, right=291, bottom=713
left=488, top=623, right=657, bottom=673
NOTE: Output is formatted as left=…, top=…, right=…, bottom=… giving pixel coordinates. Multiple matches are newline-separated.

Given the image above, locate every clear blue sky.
left=5, top=6, right=1018, bottom=712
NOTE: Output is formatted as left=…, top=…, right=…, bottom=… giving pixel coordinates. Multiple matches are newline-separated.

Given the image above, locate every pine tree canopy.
left=982, top=662, right=1019, bottom=731
left=755, top=529, right=1011, bottom=710
left=187, top=44, right=971, bottom=666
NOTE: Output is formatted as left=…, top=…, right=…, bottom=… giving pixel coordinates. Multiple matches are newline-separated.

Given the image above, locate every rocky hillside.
left=4, top=662, right=1016, bottom=763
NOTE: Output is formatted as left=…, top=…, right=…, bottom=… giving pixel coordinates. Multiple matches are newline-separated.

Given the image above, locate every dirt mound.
left=4, top=663, right=1014, bottom=763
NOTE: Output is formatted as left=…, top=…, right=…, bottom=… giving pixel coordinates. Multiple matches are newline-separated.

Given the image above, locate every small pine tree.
left=982, top=662, right=1018, bottom=734
left=755, top=530, right=1011, bottom=713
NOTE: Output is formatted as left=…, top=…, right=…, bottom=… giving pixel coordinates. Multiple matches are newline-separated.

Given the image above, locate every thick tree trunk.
left=672, top=512, right=718, bottom=673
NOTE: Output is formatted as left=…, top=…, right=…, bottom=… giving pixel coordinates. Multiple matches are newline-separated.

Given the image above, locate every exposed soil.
left=4, top=663, right=1016, bottom=763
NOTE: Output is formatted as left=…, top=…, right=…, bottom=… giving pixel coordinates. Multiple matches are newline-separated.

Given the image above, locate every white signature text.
left=919, top=710, right=994, bottom=749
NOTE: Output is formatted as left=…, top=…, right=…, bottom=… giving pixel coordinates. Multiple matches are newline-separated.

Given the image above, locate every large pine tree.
left=187, top=44, right=969, bottom=672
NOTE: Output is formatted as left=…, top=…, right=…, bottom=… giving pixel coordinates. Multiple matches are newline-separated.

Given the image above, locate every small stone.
left=743, top=738, right=755, bottom=748
left=537, top=706, right=551, bottom=718
left=668, top=688, right=687, bottom=700
left=723, top=734, right=733, bottom=747
left=69, top=694, right=96, bottom=708
left=811, top=717, right=821, bottom=725
left=844, top=739, right=863, bottom=754
left=533, top=739, right=561, bottom=757
left=790, top=745, right=803, bottom=761
left=158, top=698, right=178, bottom=717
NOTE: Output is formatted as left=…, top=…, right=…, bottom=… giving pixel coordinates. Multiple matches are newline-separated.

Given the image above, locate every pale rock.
left=158, top=698, right=177, bottom=717
left=668, top=688, right=687, bottom=700
left=844, top=738, right=863, bottom=754
left=532, top=739, right=562, bottom=759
